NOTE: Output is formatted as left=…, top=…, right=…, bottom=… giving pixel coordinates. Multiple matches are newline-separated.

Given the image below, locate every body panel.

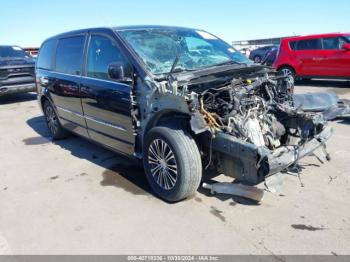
left=80, top=76, right=135, bottom=155
left=36, top=69, right=89, bottom=137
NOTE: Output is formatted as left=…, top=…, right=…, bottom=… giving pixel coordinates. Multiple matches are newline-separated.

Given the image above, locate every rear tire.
left=143, top=126, right=202, bottom=202
left=43, top=100, right=70, bottom=140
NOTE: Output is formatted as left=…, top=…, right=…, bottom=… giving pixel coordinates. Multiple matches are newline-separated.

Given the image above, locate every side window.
left=289, top=41, right=297, bottom=50
left=37, top=39, right=56, bottom=70
left=55, top=36, right=85, bottom=75
left=322, top=37, right=344, bottom=50
left=86, top=34, right=127, bottom=80
left=296, top=39, right=322, bottom=50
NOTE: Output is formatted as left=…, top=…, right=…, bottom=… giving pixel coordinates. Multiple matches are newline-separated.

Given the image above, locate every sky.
left=1, top=0, right=349, bottom=47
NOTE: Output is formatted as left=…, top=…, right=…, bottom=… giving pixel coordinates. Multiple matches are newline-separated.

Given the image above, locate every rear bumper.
left=0, top=83, right=36, bottom=96
left=211, top=126, right=333, bottom=185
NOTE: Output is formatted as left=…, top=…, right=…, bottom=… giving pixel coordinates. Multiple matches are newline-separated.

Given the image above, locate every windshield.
left=0, top=46, right=30, bottom=60
left=345, top=36, right=350, bottom=42
left=118, top=28, right=252, bottom=74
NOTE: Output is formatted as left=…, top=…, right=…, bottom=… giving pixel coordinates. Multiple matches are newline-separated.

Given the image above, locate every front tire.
left=143, top=126, right=202, bottom=202
left=43, top=100, right=70, bottom=140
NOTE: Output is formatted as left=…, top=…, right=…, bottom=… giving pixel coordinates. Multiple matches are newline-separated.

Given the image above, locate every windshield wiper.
left=211, top=60, right=241, bottom=67
left=167, top=38, right=184, bottom=86
left=199, top=60, right=248, bottom=71
left=169, top=52, right=181, bottom=75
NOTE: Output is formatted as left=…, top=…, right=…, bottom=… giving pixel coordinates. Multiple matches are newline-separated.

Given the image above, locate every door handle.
left=39, top=76, right=49, bottom=86
left=312, top=57, right=324, bottom=61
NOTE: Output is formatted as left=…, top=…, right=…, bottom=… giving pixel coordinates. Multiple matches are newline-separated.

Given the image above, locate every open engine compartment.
left=197, top=74, right=326, bottom=148
left=186, top=71, right=331, bottom=184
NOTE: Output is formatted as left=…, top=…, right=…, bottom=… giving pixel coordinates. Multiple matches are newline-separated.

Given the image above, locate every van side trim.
left=56, top=105, right=127, bottom=132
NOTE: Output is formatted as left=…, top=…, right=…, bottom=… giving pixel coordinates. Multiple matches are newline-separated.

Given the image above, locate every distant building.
left=232, top=37, right=285, bottom=46
left=232, top=36, right=296, bottom=56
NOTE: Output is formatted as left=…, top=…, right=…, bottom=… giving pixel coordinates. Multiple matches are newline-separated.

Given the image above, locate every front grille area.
left=0, top=69, right=7, bottom=78
left=0, top=66, right=35, bottom=80
left=0, top=67, right=35, bottom=87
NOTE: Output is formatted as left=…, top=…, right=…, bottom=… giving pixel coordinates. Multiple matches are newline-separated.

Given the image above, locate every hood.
left=0, top=57, right=35, bottom=68
left=174, top=64, right=273, bottom=92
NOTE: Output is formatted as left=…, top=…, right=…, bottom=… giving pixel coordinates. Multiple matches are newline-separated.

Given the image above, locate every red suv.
left=273, top=33, right=350, bottom=81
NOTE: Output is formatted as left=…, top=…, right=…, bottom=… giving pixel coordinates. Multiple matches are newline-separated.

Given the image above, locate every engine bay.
left=192, top=73, right=325, bottom=151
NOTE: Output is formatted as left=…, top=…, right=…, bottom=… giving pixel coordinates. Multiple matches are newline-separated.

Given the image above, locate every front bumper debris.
left=267, top=126, right=333, bottom=176
left=203, top=182, right=264, bottom=202
left=211, top=126, right=333, bottom=185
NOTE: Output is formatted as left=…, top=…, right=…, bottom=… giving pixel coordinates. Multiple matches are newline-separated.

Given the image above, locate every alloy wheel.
left=45, top=106, right=58, bottom=135
left=148, top=139, right=178, bottom=190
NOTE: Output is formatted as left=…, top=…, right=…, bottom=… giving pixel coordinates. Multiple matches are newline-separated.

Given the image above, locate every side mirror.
left=108, top=62, right=134, bottom=83
left=342, top=43, right=350, bottom=51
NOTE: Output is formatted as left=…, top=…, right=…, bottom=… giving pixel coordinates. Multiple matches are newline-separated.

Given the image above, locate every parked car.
left=238, top=47, right=251, bottom=57
left=273, top=33, right=350, bottom=82
left=0, top=45, right=36, bottom=96
left=249, top=45, right=278, bottom=63
left=36, top=26, right=332, bottom=202
left=261, top=46, right=279, bottom=66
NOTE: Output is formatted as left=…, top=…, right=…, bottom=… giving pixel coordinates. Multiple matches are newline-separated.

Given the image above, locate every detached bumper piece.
left=294, top=92, right=350, bottom=120
left=203, top=182, right=264, bottom=202
left=211, top=126, right=333, bottom=185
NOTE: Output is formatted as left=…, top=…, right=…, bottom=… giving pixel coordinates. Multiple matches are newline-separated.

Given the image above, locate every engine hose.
left=200, top=98, right=221, bottom=131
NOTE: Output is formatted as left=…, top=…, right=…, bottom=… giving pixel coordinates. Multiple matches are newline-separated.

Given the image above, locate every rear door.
left=294, top=38, right=323, bottom=76
left=49, top=35, right=88, bottom=137
left=80, top=32, right=135, bottom=155
left=320, top=36, right=350, bottom=77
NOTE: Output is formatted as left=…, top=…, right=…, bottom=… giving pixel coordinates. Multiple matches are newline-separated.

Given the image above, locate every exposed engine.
left=196, top=74, right=319, bottom=150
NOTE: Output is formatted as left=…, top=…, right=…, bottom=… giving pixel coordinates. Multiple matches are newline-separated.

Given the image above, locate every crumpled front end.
left=187, top=70, right=333, bottom=185
left=209, top=124, right=332, bottom=185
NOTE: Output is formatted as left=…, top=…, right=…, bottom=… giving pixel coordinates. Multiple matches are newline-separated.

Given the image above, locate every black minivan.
left=36, top=26, right=331, bottom=202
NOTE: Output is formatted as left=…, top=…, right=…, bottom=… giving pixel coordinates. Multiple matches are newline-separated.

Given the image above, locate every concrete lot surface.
left=1, top=80, right=350, bottom=255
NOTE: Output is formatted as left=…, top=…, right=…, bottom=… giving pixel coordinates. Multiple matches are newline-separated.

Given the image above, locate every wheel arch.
left=40, top=95, right=48, bottom=110
left=140, top=110, right=191, bottom=150
left=39, top=93, right=60, bottom=119
left=277, top=64, right=297, bottom=74
left=38, top=87, right=54, bottom=111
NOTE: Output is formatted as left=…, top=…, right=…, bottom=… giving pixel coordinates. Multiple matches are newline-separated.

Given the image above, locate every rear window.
left=294, top=39, right=322, bottom=50
left=37, top=39, right=56, bottom=70
left=55, top=36, right=85, bottom=75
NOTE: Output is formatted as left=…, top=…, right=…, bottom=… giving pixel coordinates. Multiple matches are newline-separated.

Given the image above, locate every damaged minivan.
left=36, top=26, right=333, bottom=202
